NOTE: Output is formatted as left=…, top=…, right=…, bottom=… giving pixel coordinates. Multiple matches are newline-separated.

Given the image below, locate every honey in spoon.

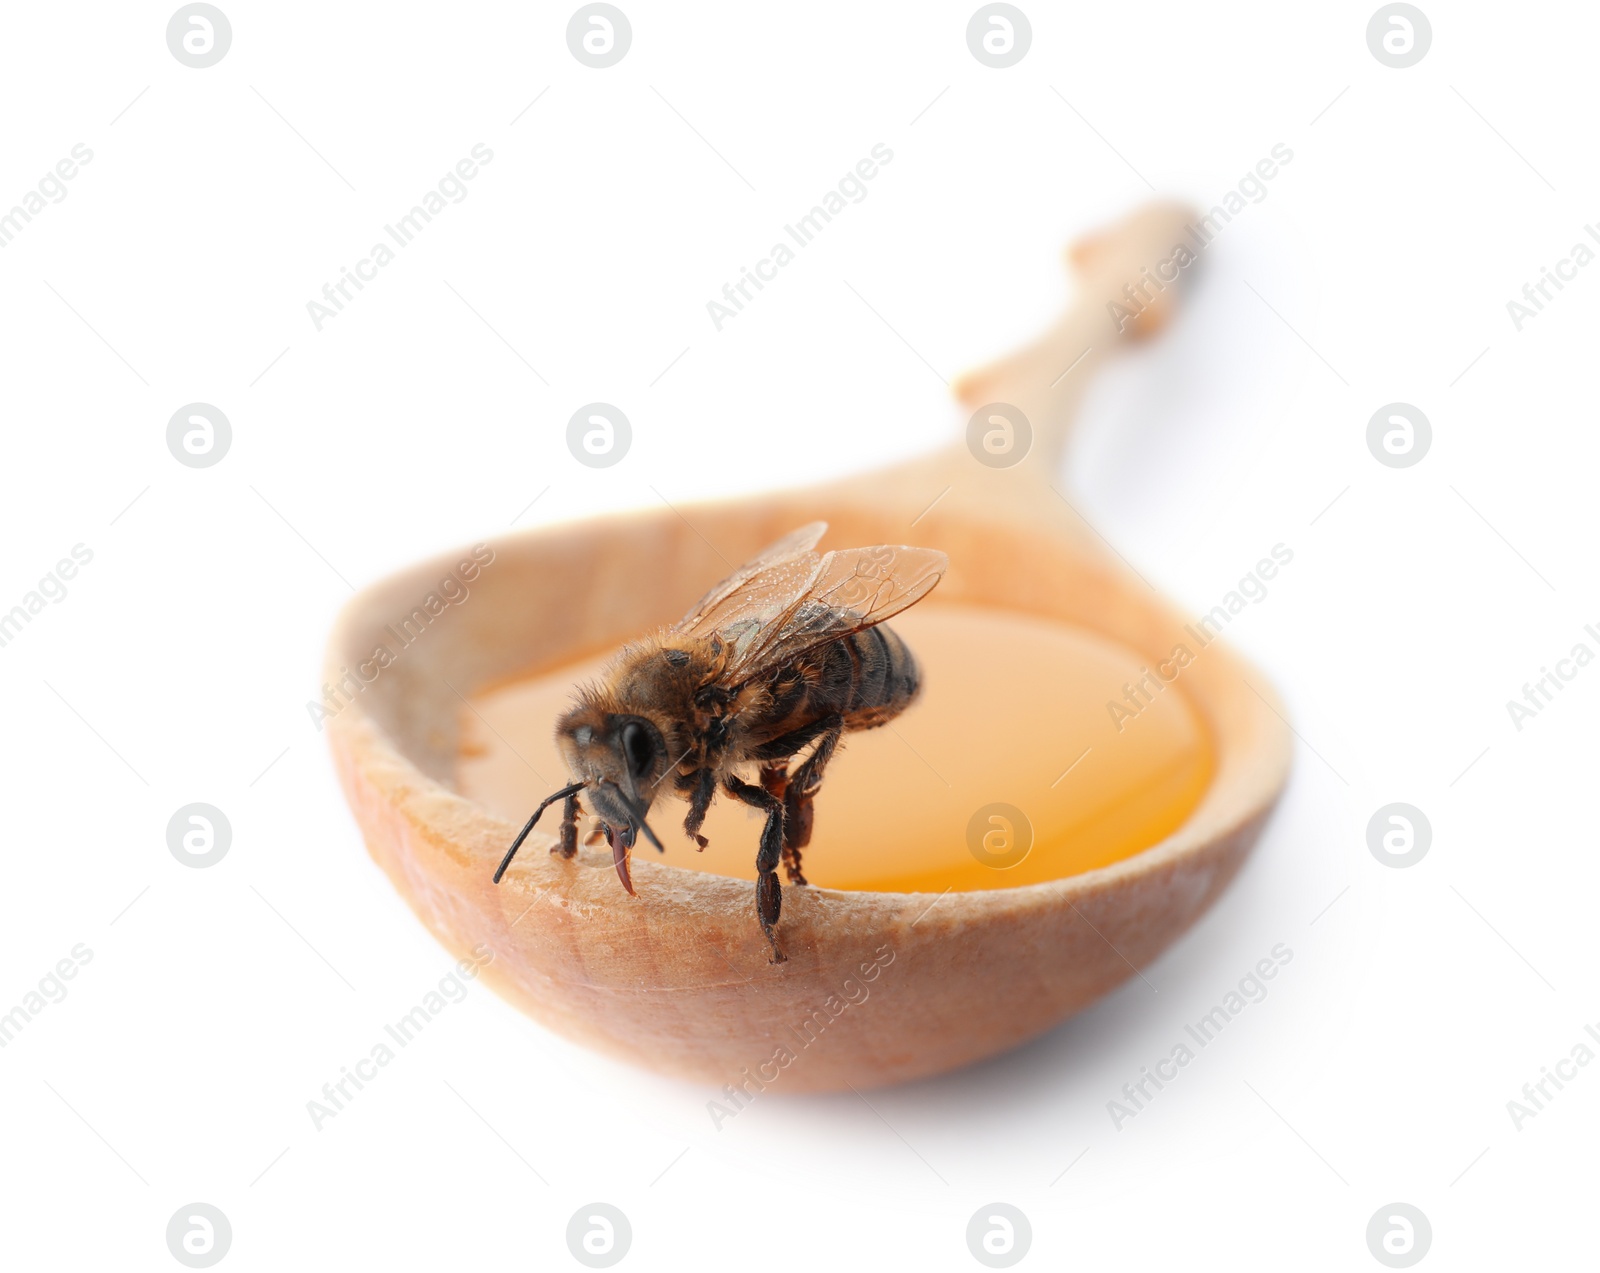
left=458, top=602, right=1213, bottom=893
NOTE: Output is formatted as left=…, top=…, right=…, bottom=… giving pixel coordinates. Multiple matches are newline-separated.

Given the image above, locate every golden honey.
left=457, top=603, right=1213, bottom=892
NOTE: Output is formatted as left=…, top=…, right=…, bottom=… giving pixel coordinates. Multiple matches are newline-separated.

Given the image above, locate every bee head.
left=555, top=704, right=668, bottom=823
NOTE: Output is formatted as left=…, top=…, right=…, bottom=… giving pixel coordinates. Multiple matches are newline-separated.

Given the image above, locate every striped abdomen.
left=742, top=623, right=922, bottom=760
left=832, top=623, right=920, bottom=729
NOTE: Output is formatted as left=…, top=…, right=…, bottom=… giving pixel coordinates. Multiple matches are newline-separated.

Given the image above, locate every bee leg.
left=682, top=768, right=716, bottom=850
left=781, top=716, right=842, bottom=883
left=551, top=792, right=581, bottom=859
left=759, top=761, right=788, bottom=802
left=781, top=839, right=808, bottom=886
left=724, top=775, right=787, bottom=963
left=759, top=763, right=802, bottom=877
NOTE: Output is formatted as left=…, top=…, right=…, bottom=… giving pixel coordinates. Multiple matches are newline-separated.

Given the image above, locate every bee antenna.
left=603, top=780, right=666, bottom=855
left=493, top=781, right=586, bottom=883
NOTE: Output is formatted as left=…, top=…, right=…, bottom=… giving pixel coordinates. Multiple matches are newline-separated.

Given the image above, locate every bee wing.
left=674, top=521, right=828, bottom=633
left=722, top=545, right=948, bottom=682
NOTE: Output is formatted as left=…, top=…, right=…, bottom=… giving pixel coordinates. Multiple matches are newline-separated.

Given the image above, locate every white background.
left=2, top=1, right=1595, bottom=1269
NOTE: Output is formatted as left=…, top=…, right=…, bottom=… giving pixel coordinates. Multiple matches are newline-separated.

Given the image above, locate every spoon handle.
left=850, top=201, right=1200, bottom=534
left=952, top=201, right=1200, bottom=475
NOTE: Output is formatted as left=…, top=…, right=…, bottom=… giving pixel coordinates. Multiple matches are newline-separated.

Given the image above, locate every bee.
left=492, top=522, right=947, bottom=961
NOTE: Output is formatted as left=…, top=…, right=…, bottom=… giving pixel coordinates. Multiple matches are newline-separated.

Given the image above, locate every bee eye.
left=620, top=721, right=654, bottom=779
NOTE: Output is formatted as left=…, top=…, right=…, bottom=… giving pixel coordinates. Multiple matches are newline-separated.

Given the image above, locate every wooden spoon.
left=325, top=201, right=1291, bottom=1092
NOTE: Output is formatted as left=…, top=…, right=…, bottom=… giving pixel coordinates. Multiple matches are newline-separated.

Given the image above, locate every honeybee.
left=491, top=522, right=947, bottom=961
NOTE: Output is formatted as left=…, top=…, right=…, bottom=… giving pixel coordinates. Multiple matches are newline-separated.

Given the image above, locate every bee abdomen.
left=839, top=623, right=919, bottom=729
left=746, top=624, right=921, bottom=755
